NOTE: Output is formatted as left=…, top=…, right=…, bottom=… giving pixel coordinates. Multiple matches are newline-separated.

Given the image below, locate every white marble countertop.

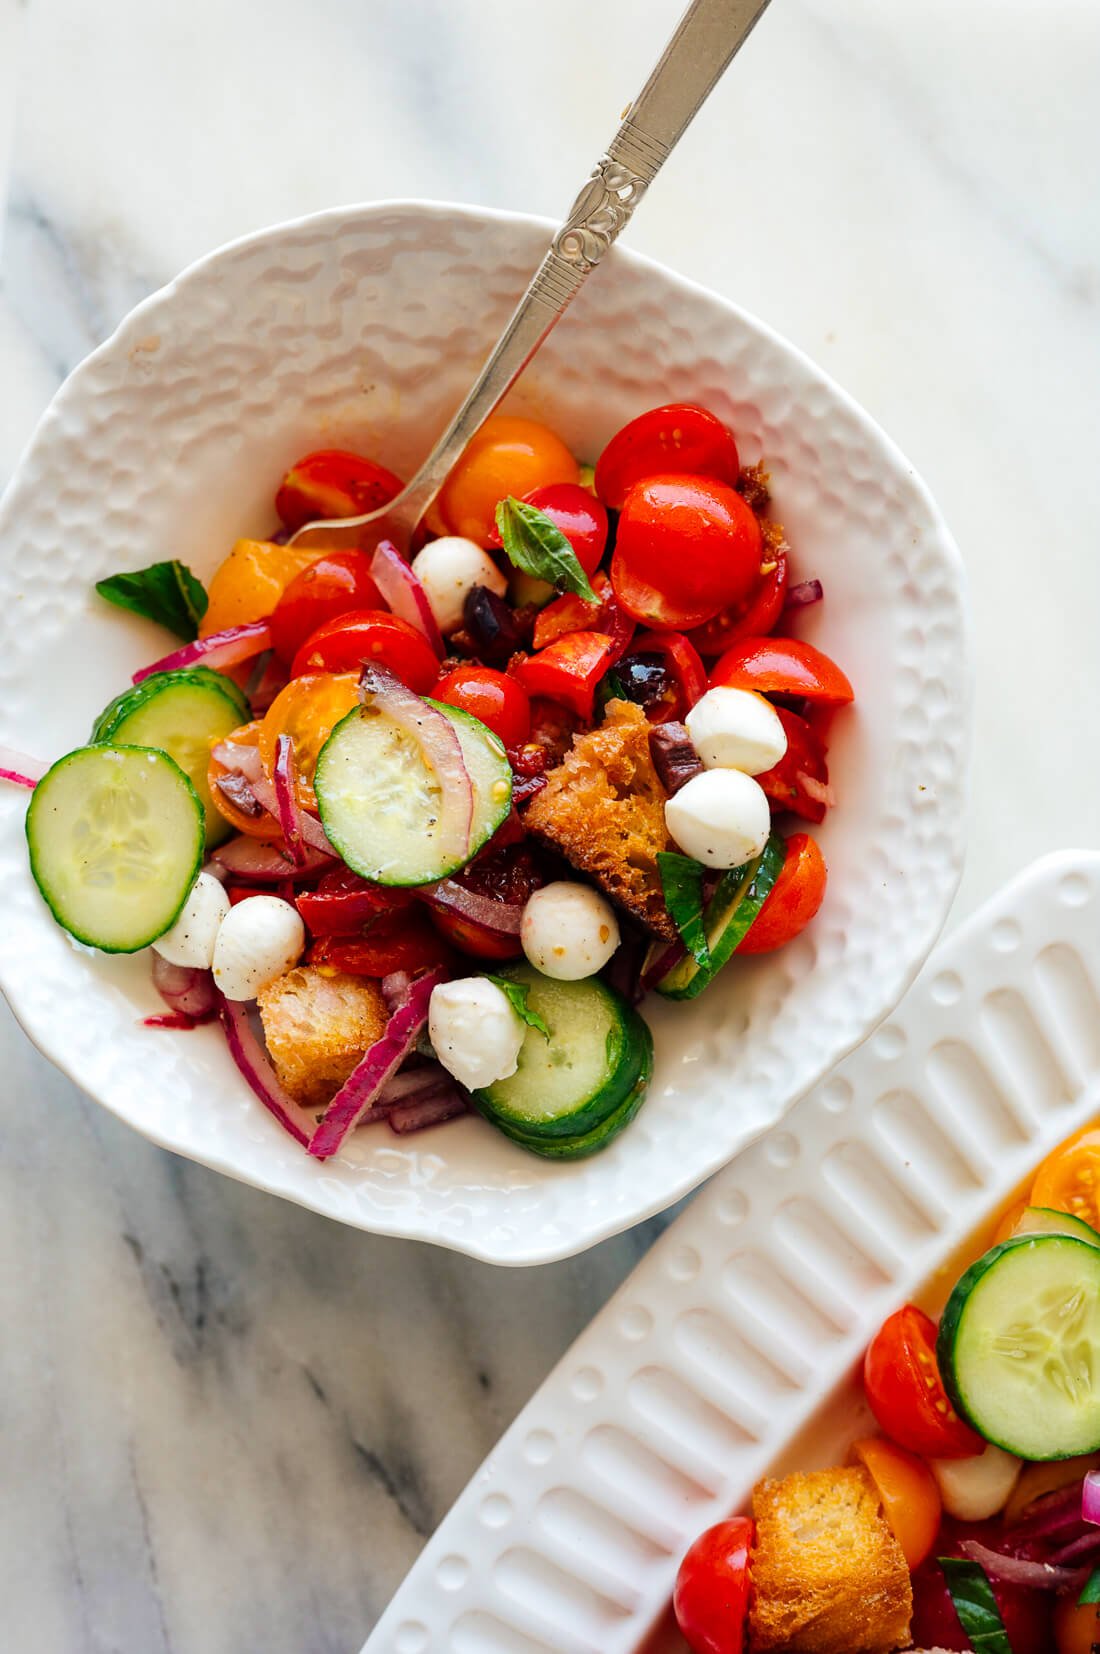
left=1, top=2, right=1097, bottom=1649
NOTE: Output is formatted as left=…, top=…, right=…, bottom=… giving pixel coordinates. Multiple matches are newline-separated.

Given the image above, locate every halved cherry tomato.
left=274, top=449, right=404, bottom=531
left=201, top=539, right=324, bottom=636
left=992, top=1198, right=1030, bottom=1245
left=690, top=548, right=789, bottom=657
left=258, top=673, right=360, bottom=812
left=738, top=832, right=826, bottom=955
left=672, top=1517, right=753, bottom=1654
left=852, top=1436, right=941, bottom=1569
left=434, top=664, right=531, bottom=748
left=531, top=570, right=635, bottom=659
left=596, top=403, right=740, bottom=511
left=425, top=843, right=545, bottom=961
left=290, top=609, right=439, bottom=692
left=1030, top=1126, right=1100, bottom=1231
left=487, top=482, right=608, bottom=576
left=756, top=707, right=831, bottom=824
left=206, top=720, right=282, bottom=840
left=864, top=1305, right=983, bottom=1459
left=612, top=475, right=762, bottom=629
left=511, top=631, right=616, bottom=721
left=617, top=629, right=708, bottom=723
left=437, top=415, right=579, bottom=544
left=1054, top=1594, right=1100, bottom=1654
left=710, top=636, right=854, bottom=706
left=309, top=915, right=452, bottom=978
left=270, top=551, right=384, bottom=664
left=296, top=866, right=415, bottom=938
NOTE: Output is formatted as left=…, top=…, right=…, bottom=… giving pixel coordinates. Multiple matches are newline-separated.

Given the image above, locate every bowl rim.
left=0, top=197, right=970, bottom=1262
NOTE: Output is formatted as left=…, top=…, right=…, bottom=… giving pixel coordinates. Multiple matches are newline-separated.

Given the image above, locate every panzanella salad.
left=5, top=404, right=853, bottom=1160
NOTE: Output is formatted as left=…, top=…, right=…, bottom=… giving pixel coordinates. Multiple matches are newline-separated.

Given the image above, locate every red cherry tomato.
left=434, top=664, right=531, bottom=748
left=739, top=833, right=826, bottom=955
left=612, top=475, right=762, bottom=630
left=270, top=551, right=384, bottom=665
left=865, top=1306, right=984, bottom=1458
left=308, top=914, right=452, bottom=977
left=672, top=1517, right=753, bottom=1654
left=488, top=482, right=608, bottom=577
left=290, top=609, right=439, bottom=693
left=275, top=449, right=404, bottom=531
left=691, top=548, right=789, bottom=657
left=511, top=631, right=616, bottom=722
left=596, top=403, right=740, bottom=511
left=295, top=866, right=415, bottom=938
left=911, top=1524, right=1052, bottom=1654
left=425, top=843, right=545, bottom=960
left=756, top=707, right=831, bottom=824
left=710, top=636, right=854, bottom=706
left=619, top=629, right=708, bottom=723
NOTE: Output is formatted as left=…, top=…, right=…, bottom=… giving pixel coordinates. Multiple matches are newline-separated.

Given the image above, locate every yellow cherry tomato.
left=437, top=415, right=579, bottom=544
left=206, top=721, right=282, bottom=841
left=1030, top=1125, right=1100, bottom=1232
left=852, top=1436, right=942, bottom=1570
left=201, top=539, right=326, bottom=636
left=1054, top=1596, right=1100, bottom=1654
left=258, top=674, right=360, bottom=812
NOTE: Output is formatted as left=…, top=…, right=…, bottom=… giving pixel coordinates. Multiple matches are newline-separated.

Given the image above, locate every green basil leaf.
left=657, top=851, right=710, bottom=969
left=96, top=560, right=208, bottom=641
left=487, top=975, right=550, bottom=1040
left=494, top=497, right=597, bottom=603
left=939, top=1559, right=1013, bottom=1654
left=1079, top=1568, right=1100, bottom=1605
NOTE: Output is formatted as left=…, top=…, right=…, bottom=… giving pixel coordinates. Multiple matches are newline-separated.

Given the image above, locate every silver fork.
left=290, top=0, right=773, bottom=553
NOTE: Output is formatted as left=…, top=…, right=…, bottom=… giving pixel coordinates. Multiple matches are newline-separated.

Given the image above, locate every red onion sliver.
left=1048, top=1530, right=1100, bottom=1567
left=388, top=1086, right=469, bottom=1134
left=219, top=997, right=320, bottom=1147
left=1011, top=1481, right=1093, bottom=1544
left=273, top=735, right=307, bottom=870
left=151, top=955, right=219, bottom=1019
left=1083, top=1472, right=1100, bottom=1526
left=423, top=878, right=525, bottom=938
left=785, top=578, right=824, bottom=608
left=211, top=834, right=334, bottom=883
left=143, top=1010, right=216, bottom=1031
left=370, top=539, right=445, bottom=657
left=359, top=664, right=473, bottom=863
left=958, top=1539, right=1080, bottom=1591
left=245, top=773, right=335, bottom=854
left=212, top=740, right=265, bottom=784
left=381, top=970, right=413, bottom=1012
left=308, top=968, right=447, bottom=1159
left=133, top=620, right=273, bottom=685
left=377, top=1062, right=453, bottom=1104
left=640, top=936, right=686, bottom=992
left=0, top=745, right=48, bottom=787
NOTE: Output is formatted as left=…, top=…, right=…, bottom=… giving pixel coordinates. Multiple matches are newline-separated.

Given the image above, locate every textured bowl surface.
left=0, top=201, right=969, bottom=1263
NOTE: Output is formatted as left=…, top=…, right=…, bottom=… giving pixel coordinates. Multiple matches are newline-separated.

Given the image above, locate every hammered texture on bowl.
left=0, top=202, right=969, bottom=1263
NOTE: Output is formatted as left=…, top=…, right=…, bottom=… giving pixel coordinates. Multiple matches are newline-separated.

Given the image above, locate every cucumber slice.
left=315, top=699, right=512, bottom=886
left=938, top=1234, right=1100, bottom=1460
left=474, top=964, right=653, bottom=1141
left=658, top=833, right=786, bottom=1000
left=490, top=1062, right=651, bottom=1159
left=26, top=744, right=204, bottom=952
left=1009, top=1207, right=1100, bottom=1248
left=92, top=668, right=248, bottom=847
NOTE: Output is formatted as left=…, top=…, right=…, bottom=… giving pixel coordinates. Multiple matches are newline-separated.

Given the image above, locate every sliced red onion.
left=785, top=578, right=824, bottom=609
left=512, top=773, right=548, bottom=805
left=958, top=1539, right=1081, bottom=1591
left=212, top=739, right=265, bottom=784
left=273, top=735, right=307, bottom=870
left=381, top=970, right=413, bottom=1012
left=133, top=620, right=272, bottom=685
left=1084, top=1472, right=1100, bottom=1526
left=422, top=879, right=524, bottom=938
left=1011, top=1482, right=1092, bottom=1545
left=151, top=954, right=219, bottom=1019
left=308, top=967, right=447, bottom=1159
left=797, top=771, right=837, bottom=808
left=377, top=1061, right=452, bottom=1104
left=359, top=664, right=472, bottom=863
left=371, top=539, right=445, bottom=657
left=0, top=744, right=47, bottom=788
left=640, top=935, right=686, bottom=992
left=246, top=773, right=335, bottom=854
left=219, top=997, right=321, bottom=1147
left=143, top=1009, right=217, bottom=1031
left=1047, top=1530, right=1100, bottom=1567
left=389, top=1086, right=469, bottom=1134
left=211, top=834, right=334, bottom=883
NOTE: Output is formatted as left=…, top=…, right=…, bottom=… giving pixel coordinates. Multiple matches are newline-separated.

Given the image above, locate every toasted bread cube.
left=257, top=966, right=388, bottom=1111
left=749, top=1466, right=912, bottom=1654
left=523, top=699, right=677, bottom=939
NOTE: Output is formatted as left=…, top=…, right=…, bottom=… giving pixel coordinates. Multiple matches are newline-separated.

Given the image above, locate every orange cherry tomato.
left=290, top=609, right=439, bottom=693
left=1030, top=1126, right=1100, bottom=1232
left=434, top=665, right=531, bottom=748
left=437, top=415, right=579, bottom=544
left=206, top=720, right=282, bottom=840
left=852, top=1436, right=942, bottom=1570
left=270, top=551, right=383, bottom=664
left=738, top=833, right=827, bottom=955
left=258, top=673, right=360, bottom=811
left=690, top=548, right=789, bottom=657
left=864, top=1305, right=983, bottom=1459
left=710, top=636, right=854, bottom=706
left=673, top=1517, right=753, bottom=1654
left=1054, top=1595, right=1100, bottom=1654
left=274, top=448, right=403, bottom=531
left=596, top=402, right=740, bottom=511
left=200, top=539, right=325, bottom=637
left=611, top=475, right=763, bottom=630
left=992, top=1198, right=1031, bottom=1245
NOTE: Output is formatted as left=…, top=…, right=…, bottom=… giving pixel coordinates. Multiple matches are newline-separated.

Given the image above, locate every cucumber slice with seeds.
left=26, top=744, right=205, bottom=952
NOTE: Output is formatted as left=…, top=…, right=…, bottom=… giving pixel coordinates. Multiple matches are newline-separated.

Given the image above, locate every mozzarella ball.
left=930, top=1444, right=1022, bottom=1522
left=665, top=769, right=771, bottom=869
left=521, top=881, right=620, bottom=981
left=410, top=536, right=508, bottom=634
left=429, top=977, right=526, bottom=1091
left=212, top=895, right=305, bottom=1002
left=153, top=871, right=230, bottom=969
left=686, top=687, right=788, bottom=775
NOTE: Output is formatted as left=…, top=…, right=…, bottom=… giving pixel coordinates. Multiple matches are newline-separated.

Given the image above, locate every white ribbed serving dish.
left=365, top=850, right=1100, bottom=1652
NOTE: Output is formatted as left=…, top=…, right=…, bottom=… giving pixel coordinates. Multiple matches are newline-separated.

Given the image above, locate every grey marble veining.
left=1, top=0, right=1099, bottom=1649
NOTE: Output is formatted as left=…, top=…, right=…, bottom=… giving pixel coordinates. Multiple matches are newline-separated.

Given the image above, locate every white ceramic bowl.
left=0, top=201, right=969, bottom=1264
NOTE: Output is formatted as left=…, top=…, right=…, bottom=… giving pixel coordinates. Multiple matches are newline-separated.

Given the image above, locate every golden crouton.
left=257, top=967, right=388, bottom=1111
left=749, top=1466, right=912, bottom=1654
left=523, top=699, right=677, bottom=938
